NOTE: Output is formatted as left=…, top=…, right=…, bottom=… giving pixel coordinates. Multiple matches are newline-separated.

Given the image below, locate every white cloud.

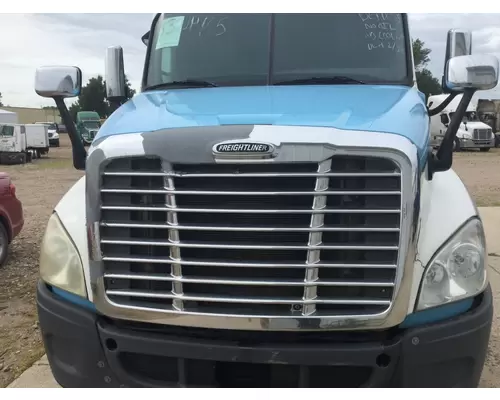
left=0, top=13, right=153, bottom=107
left=1, top=13, right=500, bottom=107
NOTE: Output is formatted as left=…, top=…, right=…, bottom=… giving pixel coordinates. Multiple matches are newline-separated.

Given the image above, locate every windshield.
left=146, top=13, right=410, bottom=88
left=0, top=125, right=14, bottom=136
left=83, top=121, right=100, bottom=129
left=465, top=111, right=479, bottom=122
left=47, top=123, right=57, bottom=130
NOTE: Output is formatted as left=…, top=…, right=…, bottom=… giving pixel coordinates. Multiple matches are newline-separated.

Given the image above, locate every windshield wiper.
left=145, top=80, right=218, bottom=91
left=274, top=76, right=366, bottom=86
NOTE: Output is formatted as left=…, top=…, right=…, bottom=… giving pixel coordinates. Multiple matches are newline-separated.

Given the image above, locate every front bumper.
left=49, top=138, right=60, bottom=146
left=459, top=138, right=495, bottom=149
left=37, top=281, right=493, bottom=388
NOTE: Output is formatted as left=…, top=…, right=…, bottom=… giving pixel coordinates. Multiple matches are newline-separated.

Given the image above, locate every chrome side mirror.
left=34, top=65, right=87, bottom=170
left=34, top=66, right=82, bottom=98
left=442, top=29, right=499, bottom=92
left=445, top=29, right=472, bottom=61
left=105, top=46, right=126, bottom=99
left=446, top=54, right=499, bottom=91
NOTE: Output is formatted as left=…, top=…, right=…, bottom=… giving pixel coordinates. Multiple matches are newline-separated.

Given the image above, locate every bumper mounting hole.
left=376, top=353, right=391, bottom=368
left=106, top=338, right=118, bottom=351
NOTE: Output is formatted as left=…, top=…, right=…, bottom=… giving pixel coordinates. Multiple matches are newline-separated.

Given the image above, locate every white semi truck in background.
left=0, top=123, right=34, bottom=164
left=0, top=123, right=48, bottom=163
left=34, top=14, right=498, bottom=387
left=428, top=93, right=496, bottom=151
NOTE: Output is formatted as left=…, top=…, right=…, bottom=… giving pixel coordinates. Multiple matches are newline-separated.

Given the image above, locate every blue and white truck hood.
left=97, top=84, right=429, bottom=164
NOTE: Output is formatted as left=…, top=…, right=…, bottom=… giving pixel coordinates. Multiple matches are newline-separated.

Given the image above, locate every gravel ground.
left=0, top=137, right=499, bottom=387
left=453, top=149, right=500, bottom=207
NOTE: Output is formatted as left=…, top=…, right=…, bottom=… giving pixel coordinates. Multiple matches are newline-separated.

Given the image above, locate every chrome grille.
left=474, top=128, right=491, bottom=140
left=99, top=155, right=402, bottom=318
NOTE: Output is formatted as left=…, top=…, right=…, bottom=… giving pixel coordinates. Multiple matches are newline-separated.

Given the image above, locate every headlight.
left=416, top=218, right=487, bottom=311
left=39, top=212, right=87, bottom=297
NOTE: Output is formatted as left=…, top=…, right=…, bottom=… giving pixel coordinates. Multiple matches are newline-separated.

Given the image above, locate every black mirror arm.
left=427, top=92, right=458, bottom=116
left=54, top=96, right=87, bottom=170
left=428, top=88, right=475, bottom=178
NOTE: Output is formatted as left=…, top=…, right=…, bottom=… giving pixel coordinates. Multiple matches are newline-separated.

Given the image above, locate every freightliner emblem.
left=212, top=141, right=276, bottom=159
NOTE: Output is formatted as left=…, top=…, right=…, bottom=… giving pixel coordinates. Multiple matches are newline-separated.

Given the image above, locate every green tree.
left=78, top=75, right=109, bottom=118
left=0, top=92, right=3, bottom=107
left=416, top=69, right=443, bottom=100
left=68, top=74, right=136, bottom=120
left=413, top=38, right=442, bottom=100
left=412, top=38, right=431, bottom=72
left=68, top=101, right=81, bottom=121
left=124, top=77, right=136, bottom=99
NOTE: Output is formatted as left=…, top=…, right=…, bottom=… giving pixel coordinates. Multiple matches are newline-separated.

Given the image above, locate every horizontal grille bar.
left=104, top=273, right=395, bottom=287
left=101, top=239, right=398, bottom=251
left=100, top=222, right=400, bottom=232
left=103, top=171, right=401, bottom=178
left=102, top=256, right=397, bottom=269
left=101, top=188, right=401, bottom=196
left=106, top=289, right=391, bottom=306
left=101, top=205, right=401, bottom=214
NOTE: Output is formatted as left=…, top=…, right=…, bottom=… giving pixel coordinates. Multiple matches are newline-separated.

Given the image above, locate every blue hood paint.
left=97, top=85, right=429, bottom=162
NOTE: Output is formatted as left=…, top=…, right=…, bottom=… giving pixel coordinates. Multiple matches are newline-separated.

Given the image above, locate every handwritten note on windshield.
left=359, top=14, right=404, bottom=52
left=181, top=16, right=228, bottom=37
left=156, top=16, right=185, bottom=49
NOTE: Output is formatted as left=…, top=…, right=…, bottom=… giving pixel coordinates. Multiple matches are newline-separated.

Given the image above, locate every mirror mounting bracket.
left=428, top=88, right=475, bottom=179
left=54, top=97, right=87, bottom=170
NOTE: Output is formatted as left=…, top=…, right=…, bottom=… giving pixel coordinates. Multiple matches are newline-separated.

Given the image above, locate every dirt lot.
left=0, top=136, right=499, bottom=387
left=453, top=149, right=500, bottom=207
left=0, top=135, right=83, bottom=387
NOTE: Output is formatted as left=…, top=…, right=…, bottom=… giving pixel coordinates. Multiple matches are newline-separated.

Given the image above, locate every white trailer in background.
left=25, top=124, right=50, bottom=158
left=0, top=109, right=18, bottom=124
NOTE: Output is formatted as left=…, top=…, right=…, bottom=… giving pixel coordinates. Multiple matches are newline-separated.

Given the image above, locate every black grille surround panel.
left=99, top=155, right=402, bottom=318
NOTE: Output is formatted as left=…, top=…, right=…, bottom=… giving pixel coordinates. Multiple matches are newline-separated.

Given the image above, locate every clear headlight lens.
left=417, top=218, right=487, bottom=311
left=39, top=212, right=87, bottom=298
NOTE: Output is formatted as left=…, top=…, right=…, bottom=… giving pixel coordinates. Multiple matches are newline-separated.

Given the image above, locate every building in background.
left=0, top=109, right=18, bottom=123
left=0, top=106, right=61, bottom=124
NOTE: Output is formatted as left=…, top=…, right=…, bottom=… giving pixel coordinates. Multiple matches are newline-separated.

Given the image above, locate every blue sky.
left=0, top=13, right=499, bottom=107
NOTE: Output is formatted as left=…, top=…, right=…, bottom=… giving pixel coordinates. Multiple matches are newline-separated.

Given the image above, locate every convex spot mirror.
left=35, top=66, right=82, bottom=98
